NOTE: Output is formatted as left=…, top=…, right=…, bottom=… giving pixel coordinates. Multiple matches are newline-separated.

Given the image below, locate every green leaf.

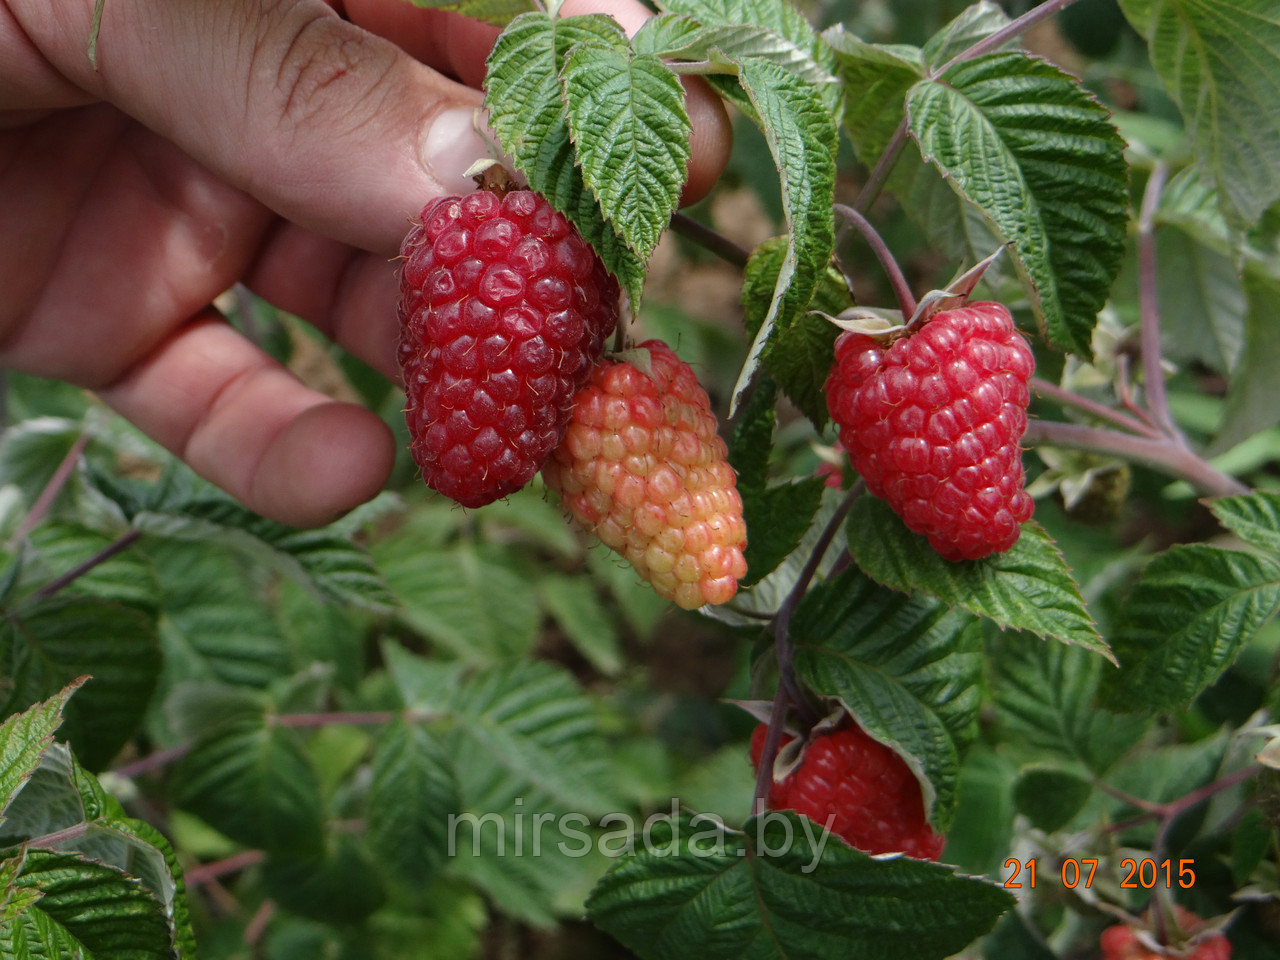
left=989, top=633, right=1148, bottom=774
left=171, top=717, right=325, bottom=856
left=394, top=0, right=534, bottom=26
left=846, top=497, right=1107, bottom=657
left=24, top=524, right=158, bottom=614
left=536, top=574, right=623, bottom=676
left=561, top=45, right=690, bottom=260
left=659, top=0, right=836, bottom=79
left=379, top=542, right=541, bottom=663
left=0, top=679, right=83, bottom=826
left=906, top=52, right=1130, bottom=355
left=148, top=540, right=291, bottom=690
left=89, top=461, right=395, bottom=612
left=825, top=28, right=923, bottom=162
left=1208, top=491, right=1280, bottom=556
left=740, top=237, right=850, bottom=428
left=483, top=11, right=646, bottom=308
left=9, top=849, right=175, bottom=960
left=0, top=597, right=160, bottom=771
left=587, top=811, right=1013, bottom=960
left=1211, top=273, right=1280, bottom=454
left=643, top=18, right=837, bottom=91
left=920, top=0, right=1014, bottom=65
left=1012, top=764, right=1093, bottom=832
left=728, top=377, right=827, bottom=587
left=1103, top=544, right=1280, bottom=712
left=1120, top=0, right=1280, bottom=226
left=367, top=719, right=459, bottom=887
left=261, top=834, right=386, bottom=925
left=791, top=566, right=983, bottom=829
left=729, top=58, right=837, bottom=412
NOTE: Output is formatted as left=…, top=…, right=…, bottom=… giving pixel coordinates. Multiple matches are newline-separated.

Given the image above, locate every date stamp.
left=1002, top=857, right=1198, bottom=890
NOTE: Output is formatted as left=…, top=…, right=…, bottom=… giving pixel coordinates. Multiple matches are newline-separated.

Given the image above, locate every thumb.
left=17, top=0, right=495, bottom=255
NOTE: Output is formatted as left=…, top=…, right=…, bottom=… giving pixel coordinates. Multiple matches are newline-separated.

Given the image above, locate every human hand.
left=0, top=0, right=731, bottom=526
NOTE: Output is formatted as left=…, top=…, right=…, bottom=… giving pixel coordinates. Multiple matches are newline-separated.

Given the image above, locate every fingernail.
left=420, top=106, right=492, bottom=195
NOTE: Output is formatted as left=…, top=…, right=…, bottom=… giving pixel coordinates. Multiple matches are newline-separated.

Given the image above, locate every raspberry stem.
left=1137, top=162, right=1184, bottom=444
left=834, top=204, right=916, bottom=318
left=753, top=482, right=864, bottom=816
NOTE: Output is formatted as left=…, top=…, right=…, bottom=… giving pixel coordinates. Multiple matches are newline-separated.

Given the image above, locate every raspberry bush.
left=5, top=1, right=1280, bottom=959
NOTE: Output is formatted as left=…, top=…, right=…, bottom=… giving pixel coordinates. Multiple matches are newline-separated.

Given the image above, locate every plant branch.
left=269, top=710, right=403, bottom=728
left=1024, top=420, right=1249, bottom=497
left=1137, top=161, right=1182, bottom=442
left=7, top=430, right=91, bottom=549
left=934, top=0, right=1087, bottom=74
left=853, top=119, right=910, bottom=213
left=753, top=483, right=864, bottom=815
left=112, top=743, right=192, bottom=779
left=30, top=528, right=143, bottom=601
left=1030, top=377, right=1164, bottom=439
left=669, top=212, right=750, bottom=269
left=834, top=204, right=916, bottom=316
left=185, top=850, right=265, bottom=889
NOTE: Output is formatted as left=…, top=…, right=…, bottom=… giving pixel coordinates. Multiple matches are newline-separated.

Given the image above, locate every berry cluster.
left=1100, top=908, right=1231, bottom=960
left=398, top=188, right=619, bottom=508
left=826, top=303, right=1034, bottom=561
left=542, top=340, right=747, bottom=610
left=750, top=721, right=944, bottom=860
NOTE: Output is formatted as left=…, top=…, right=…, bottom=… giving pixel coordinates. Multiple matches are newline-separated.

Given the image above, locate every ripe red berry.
left=541, top=340, right=747, bottom=610
left=825, top=302, right=1034, bottom=561
left=1100, top=908, right=1231, bottom=960
left=750, top=721, right=945, bottom=860
left=397, top=188, right=619, bottom=508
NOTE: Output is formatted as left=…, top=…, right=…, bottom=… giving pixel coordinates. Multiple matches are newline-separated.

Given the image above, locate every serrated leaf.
left=9, top=849, right=175, bottom=959
left=23, top=524, right=158, bottom=613
left=846, top=497, right=1108, bottom=658
left=1209, top=490, right=1280, bottom=555
left=728, top=377, right=827, bottom=587
left=1103, top=544, right=1280, bottom=712
left=394, top=0, right=533, bottom=26
left=649, top=20, right=837, bottom=91
left=1012, top=764, right=1093, bottom=832
left=906, top=52, right=1130, bottom=355
left=537, top=574, right=623, bottom=676
left=148, top=540, right=291, bottom=690
left=379, top=542, right=541, bottom=663
left=729, top=57, right=837, bottom=413
left=587, top=811, right=1013, bottom=960
left=659, top=0, right=835, bottom=78
left=741, top=237, right=849, bottom=428
left=920, top=0, right=1014, bottom=66
left=988, top=634, right=1148, bottom=774
left=1, top=597, right=160, bottom=771
left=483, top=11, right=646, bottom=308
left=367, top=719, right=459, bottom=887
left=171, top=718, right=325, bottom=856
left=825, top=28, right=923, bottom=160
left=561, top=45, right=690, bottom=260
left=0, top=680, right=83, bottom=826
left=1120, top=0, right=1280, bottom=226
left=791, top=566, right=983, bottom=829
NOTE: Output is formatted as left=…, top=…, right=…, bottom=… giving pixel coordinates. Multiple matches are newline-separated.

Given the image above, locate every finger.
left=343, top=0, right=732, bottom=206
left=7, top=0, right=498, bottom=255
left=96, top=309, right=396, bottom=527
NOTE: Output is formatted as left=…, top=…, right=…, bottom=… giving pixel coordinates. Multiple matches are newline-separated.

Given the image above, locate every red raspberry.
left=1100, top=909, right=1231, bottom=960
left=750, top=721, right=945, bottom=860
left=398, top=188, right=619, bottom=507
left=541, top=340, right=747, bottom=610
left=825, top=302, right=1034, bottom=561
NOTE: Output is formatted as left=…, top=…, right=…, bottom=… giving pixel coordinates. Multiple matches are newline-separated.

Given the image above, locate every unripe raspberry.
left=825, top=302, right=1034, bottom=561
left=398, top=187, right=619, bottom=507
left=542, top=340, right=747, bottom=609
left=750, top=721, right=944, bottom=860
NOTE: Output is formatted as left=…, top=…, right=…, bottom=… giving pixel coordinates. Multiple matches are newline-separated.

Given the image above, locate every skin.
left=0, top=0, right=731, bottom=526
